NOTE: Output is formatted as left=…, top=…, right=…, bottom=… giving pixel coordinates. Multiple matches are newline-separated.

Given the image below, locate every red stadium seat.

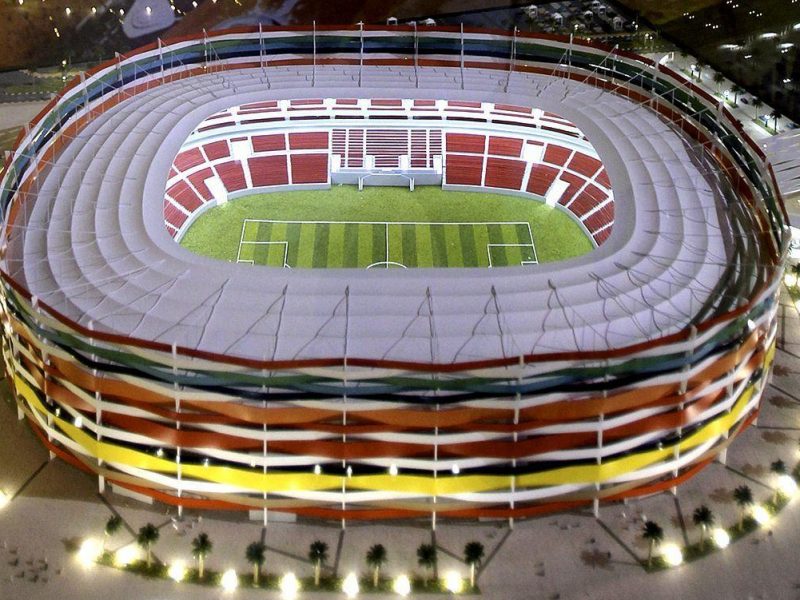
left=484, top=157, right=526, bottom=190
left=290, top=154, right=329, bottom=184
left=446, top=154, right=483, bottom=186
left=248, top=155, right=289, bottom=187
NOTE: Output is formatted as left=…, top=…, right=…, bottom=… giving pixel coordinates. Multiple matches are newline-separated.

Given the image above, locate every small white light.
left=314, top=464, right=322, bottom=475
left=156, top=448, right=164, bottom=457
left=65, top=6, right=71, bottom=15
left=221, top=568, right=238, bottom=591
left=389, top=463, right=398, bottom=476
left=192, top=0, right=197, bottom=6
left=778, top=474, right=798, bottom=497
left=451, top=464, right=460, bottom=475
left=280, top=572, right=300, bottom=599
left=0, top=490, right=9, bottom=509
left=92, top=6, right=96, bottom=14
left=712, top=528, right=730, bottom=548
left=393, top=574, right=411, bottom=597
left=168, top=560, right=187, bottom=582
left=73, top=416, right=83, bottom=429
left=342, top=572, right=359, bottom=598
left=346, top=465, right=353, bottom=477
left=114, top=545, right=138, bottom=567
left=203, top=458, right=210, bottom=467
left=661, top=543, right=683, bottom=567
left=18, top=0, right=23, bottom=5
left=145, top=6, right=152, bottom=15
left=55, top=407, right=61, bottom=417
left=119, top=8, right=124, bottom=15
left=444, top=570, right=464, bottom=593
left=77, top=538, right=102, bottom=567
left=752, top=504, right=771, bottom=526
left=785, top=272, right=797, bottom=287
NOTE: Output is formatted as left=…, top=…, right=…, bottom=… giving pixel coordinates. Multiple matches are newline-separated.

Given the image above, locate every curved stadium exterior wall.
left=0, top=26, right=788, bottom=521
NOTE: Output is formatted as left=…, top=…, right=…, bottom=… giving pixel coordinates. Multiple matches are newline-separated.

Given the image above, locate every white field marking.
left=236, top=239, right=288, bottom=267
left=487, top=243, right=538, bottom=268
left=238, top=219, right=537, bottom=268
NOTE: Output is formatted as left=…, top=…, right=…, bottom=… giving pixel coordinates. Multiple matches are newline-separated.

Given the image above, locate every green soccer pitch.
left=179, top=186, right=594, bottom=268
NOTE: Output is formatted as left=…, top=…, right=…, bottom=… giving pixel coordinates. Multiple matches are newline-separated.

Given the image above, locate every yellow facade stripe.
left=14, top=373, right=756, bottom=495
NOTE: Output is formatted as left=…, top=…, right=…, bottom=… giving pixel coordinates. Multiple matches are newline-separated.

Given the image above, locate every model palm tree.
left=730, top=84, right=745, bottom=105
left=103, top=515, right=122, bottom=551
left=695, top=62, right=706, bottom=81
left=770, top=110, right=781, bottom=133
left=752, top=97, right=763, bottom=121
left=771, top=459, right=788, bottom=502
left=692, top=505, right=714, bottom=549
left=192, top=532, right=213, bottom=579
left=641, top=520, right=664, bottom=567
left=416, top=543, right=437, bottom=587
left=463, top=541, right=485, bottom=588
left=308, top=540, right=328, bottom=586
left=733, top=484, right=754, bottom=530
left=136, top=523, right=160, bottom=568
left=366, top=543, right=387, bottom=588
left=713, top=72, right=725, bottom=94
left=245, top=541, right=266, bottom=586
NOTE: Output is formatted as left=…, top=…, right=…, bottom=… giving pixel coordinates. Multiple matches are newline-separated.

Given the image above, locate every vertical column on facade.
left=459, top=24, right=465, bottom=90
left=260, top=360, right=269, bottom=527
left=158, top=38, right=165, bottom=83
left=504, top=27, right=517, bottom=94
left=432, top=401, right=439, bottom=532
left=171, top=343, right=183, bottom=517
left=673, top=326, right=695, bottom=495
left=88, top=320, right=105, bottom=493
left=358, top=22, right=364, bottom=88
left=33, top=296, right=55, bottom=459
left=511, top=354, right=524, bottom=528
left=312, top=21, right=317, bottom=88
left=342, top=357, right=348, bottom=530
left=594, top=362, right=607, bottom=519
left=413, top=22, right=419, bottom=89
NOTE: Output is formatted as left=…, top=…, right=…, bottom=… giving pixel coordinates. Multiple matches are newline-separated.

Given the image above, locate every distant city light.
left=65, top=7, right=71, bottom=16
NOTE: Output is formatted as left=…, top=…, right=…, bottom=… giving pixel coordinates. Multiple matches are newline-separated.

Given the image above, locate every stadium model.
left=0, top=26, right=788, bottom=521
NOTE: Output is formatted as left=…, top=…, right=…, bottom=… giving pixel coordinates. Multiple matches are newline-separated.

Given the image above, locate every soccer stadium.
left=0, top=26, right=787, bottom=522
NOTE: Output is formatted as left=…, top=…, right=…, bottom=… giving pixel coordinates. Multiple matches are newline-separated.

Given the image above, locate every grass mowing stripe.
left=472, top=224, right=491, bottom=268
left=297, top=223, right=317, bottom=268
left=487, top=224, right=506, bottom=267
left=458, top=224, right=478, bottom=267
left=343, top=222, right=359, bottom=268
left=429, top=224, right=448, bottom=268
left=285, top=222, right=301, bottom=267
left=255, top=222, right=273, bottom=265
left=312, top=223, right=331, bottom=268
left=414, top=224, right=433, bottom=267
left=387, top=223, right=404, bottom=266
left=372, top=223, right=386, bottom=266
left=401, top=224, right=418, bottom=268
left=327, top=222, right=345, bottom=268
left=443, top=224, right=464, bottom=267
left=358, top=223, right=374, bottom=267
